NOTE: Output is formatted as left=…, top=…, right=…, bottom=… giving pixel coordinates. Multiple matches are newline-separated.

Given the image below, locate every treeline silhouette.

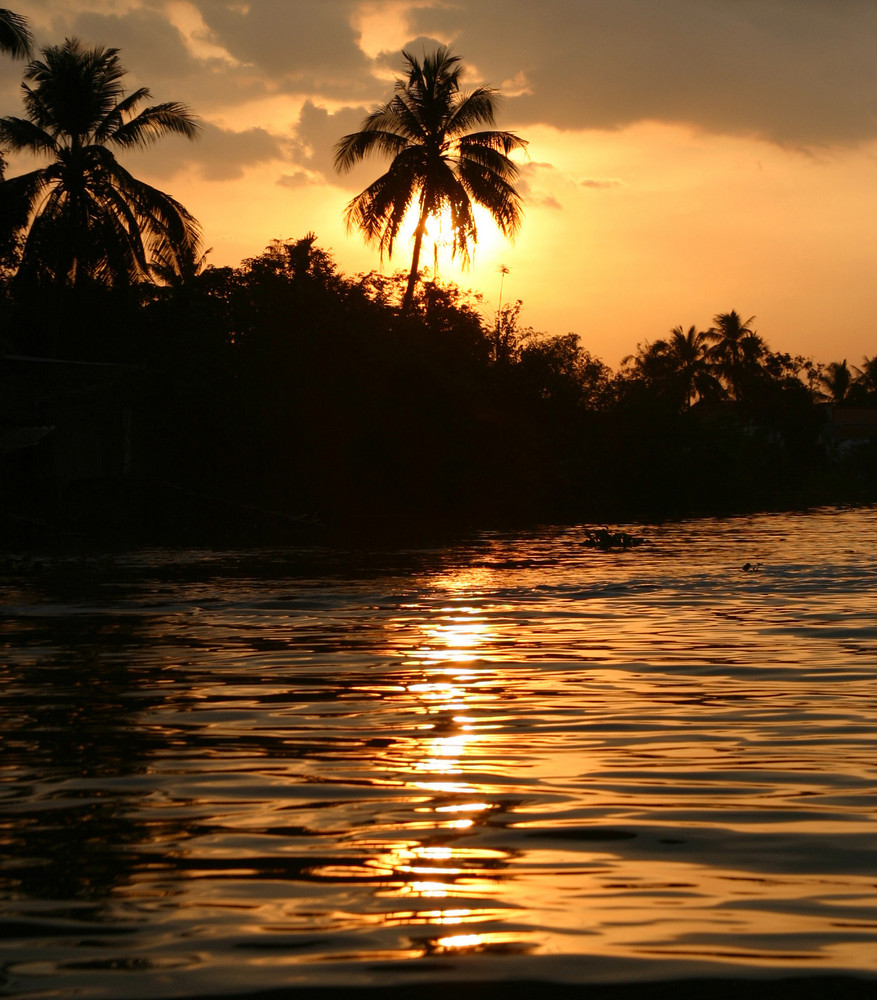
left=1, top=16, right=874, bottom=544
left=3, top=233, right=875, bottom=545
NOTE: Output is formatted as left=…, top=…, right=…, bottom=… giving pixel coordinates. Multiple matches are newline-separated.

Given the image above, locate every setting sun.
left=394, top=201, right=512, bottom=281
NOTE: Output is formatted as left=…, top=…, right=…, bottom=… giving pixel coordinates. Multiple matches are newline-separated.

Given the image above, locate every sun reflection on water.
left=7, top=510, right=877, bottom=992
left=355, top=581, right=525, bottom=954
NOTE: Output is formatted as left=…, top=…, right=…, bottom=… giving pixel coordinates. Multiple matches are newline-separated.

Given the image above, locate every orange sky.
left=3, top=1, right=877, bottom=368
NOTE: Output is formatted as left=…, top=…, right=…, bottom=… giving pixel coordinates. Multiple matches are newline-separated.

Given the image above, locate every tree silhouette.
left=0, top=8, right=31, bottom=60
left=149, top=241, right=212, bottom=291
left=621, top=324, right=720, bottom=412
left=851, top=355, right=877, bottom=403
left=0, top=39, right=201, bottom=291
left=707, top=310, right=765, bottom=400
left=818, top=359, right=852, bottom=404
left=664, top=324, right=721, bottom=408
left=334, top=46, right=526, bottom=311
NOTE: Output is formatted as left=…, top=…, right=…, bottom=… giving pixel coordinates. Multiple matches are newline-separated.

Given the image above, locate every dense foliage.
left=2, top=232, right=875, bottom=544
left=1, top=13, right=874, bottom=544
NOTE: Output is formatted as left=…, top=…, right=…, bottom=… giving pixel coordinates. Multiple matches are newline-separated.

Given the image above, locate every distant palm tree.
left=150, top=242, right=212, bottom=291
left=818, top=360, right=852, bottom=404
left=621, top=325, right=721, bottom=411
left=707, top=310, right=765, bottom=400
left=0, top=8, right=31, bottom=60
left=0, top=38, right=201, bottom=289
left=851, top=355, right=877, bottom=402
left=334, top=46, right=527, bottom=311
left=665, top=324, right=720, bottom=408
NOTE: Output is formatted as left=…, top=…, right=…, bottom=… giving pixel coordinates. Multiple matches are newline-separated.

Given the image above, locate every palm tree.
left=0, top=38, right=201, bottom=290
left=706, top=310, right=765, bottom=400
left=149, top=241, right=212, bottom=291
left=334, top=46, right=526, bottom=311
left=0, top=8, right=31, bottom=60
left=818, top=360, right=852, bottom=404
left=621, top=325, right=720, bottom=411
left=851, top=355, right=877, bottom=402
left=665, top=324, right=721, bottom=408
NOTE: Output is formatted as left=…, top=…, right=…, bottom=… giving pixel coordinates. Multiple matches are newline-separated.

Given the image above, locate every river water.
left=2, top=507, right=877, bottom=998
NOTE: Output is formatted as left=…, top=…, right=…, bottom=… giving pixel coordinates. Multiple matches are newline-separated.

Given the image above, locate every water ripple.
left=2, top=507, right=877, bottom=997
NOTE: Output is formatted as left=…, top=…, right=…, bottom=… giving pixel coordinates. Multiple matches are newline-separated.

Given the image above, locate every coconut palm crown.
left=0, top=38, right=201, bottom=289
left=664, top=324, right=722, bottom=408
left=334, top=46, right=527, bottom=310
left=706, top=310, right=765, bottom=400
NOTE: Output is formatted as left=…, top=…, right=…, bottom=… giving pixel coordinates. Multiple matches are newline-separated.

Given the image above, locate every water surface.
left=2, top=507, right=877, bottom=997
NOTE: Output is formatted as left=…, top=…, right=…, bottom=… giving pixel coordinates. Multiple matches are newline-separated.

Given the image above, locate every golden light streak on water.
left=4, top=509, right=877, bottom=998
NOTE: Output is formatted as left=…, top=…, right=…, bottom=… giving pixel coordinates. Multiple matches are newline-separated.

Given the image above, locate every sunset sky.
left=3, top=1, right=877, bottom=368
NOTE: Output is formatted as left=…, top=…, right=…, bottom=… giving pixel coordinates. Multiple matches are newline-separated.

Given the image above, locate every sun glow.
left=394, top=202, right=511, bottom=287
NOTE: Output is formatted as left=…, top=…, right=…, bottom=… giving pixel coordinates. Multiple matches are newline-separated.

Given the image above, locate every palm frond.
left=109, top=102, right=200, bottom=148
left=344, top=158, right=420, bottom=258
left=93, top=86, right=149, bottom=144
left=457, top=157, right=524, bottom=237
left=0, top=8, right=32, bottom=59
left=402, top=46, right=463, bottom=102
left=334, top=124, right=411, bottom=173
left=387, top=92, right=433, bottom=144
left=0, top=115, right=56, bottom=155
left=458, top=129, right=528, bottom=159
left=0, top=166, right=51, bottom=235
left=101, top=154, right=201, bottom=247
left=445, top=88, right=499, bottom=136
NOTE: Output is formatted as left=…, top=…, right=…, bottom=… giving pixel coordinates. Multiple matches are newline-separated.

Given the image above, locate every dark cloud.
left=131, top=121, right=284, bottom=182
left=291, top=100, right=380, bottom=186
left=2, top=4, right=260, bottom=118
left=66, top=6, right=273, bottom=116
left=66, top=8, right=197, bottom=88
left=8, top=0, right=877, bottom=161
left=187, top=122, right=286, bottom=181
left=190, top=0, right=375, bottom=98
left=408, top=0, right=877, bottom=147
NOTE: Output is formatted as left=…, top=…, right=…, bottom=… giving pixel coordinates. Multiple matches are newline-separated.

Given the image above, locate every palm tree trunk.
left=402, top=199, right=430, bottom=312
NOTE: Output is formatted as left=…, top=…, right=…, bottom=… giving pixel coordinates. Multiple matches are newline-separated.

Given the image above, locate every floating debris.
left=581, top=527, right=646, bottom=550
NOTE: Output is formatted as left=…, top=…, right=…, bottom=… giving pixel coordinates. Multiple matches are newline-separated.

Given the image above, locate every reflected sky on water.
left=2, top=507, right=877, bottom=997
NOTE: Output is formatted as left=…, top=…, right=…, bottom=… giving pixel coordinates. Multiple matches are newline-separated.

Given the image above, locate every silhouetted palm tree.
left=818, top=360, right=852, bottom=404
left=150, top=242, right=212, bottom=290
left=707, top=310, right=765, bottom=400
left=0, top=38, right=201, bottom=289
left=334, top=46, right=526, bottom=311
left=621, top=325, right=721, bottom=411
left=851, top=355, right=877, bottom=402
left=665, top=324, right=721, bottom=408
left=0, top=8, right=31, bottom=59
